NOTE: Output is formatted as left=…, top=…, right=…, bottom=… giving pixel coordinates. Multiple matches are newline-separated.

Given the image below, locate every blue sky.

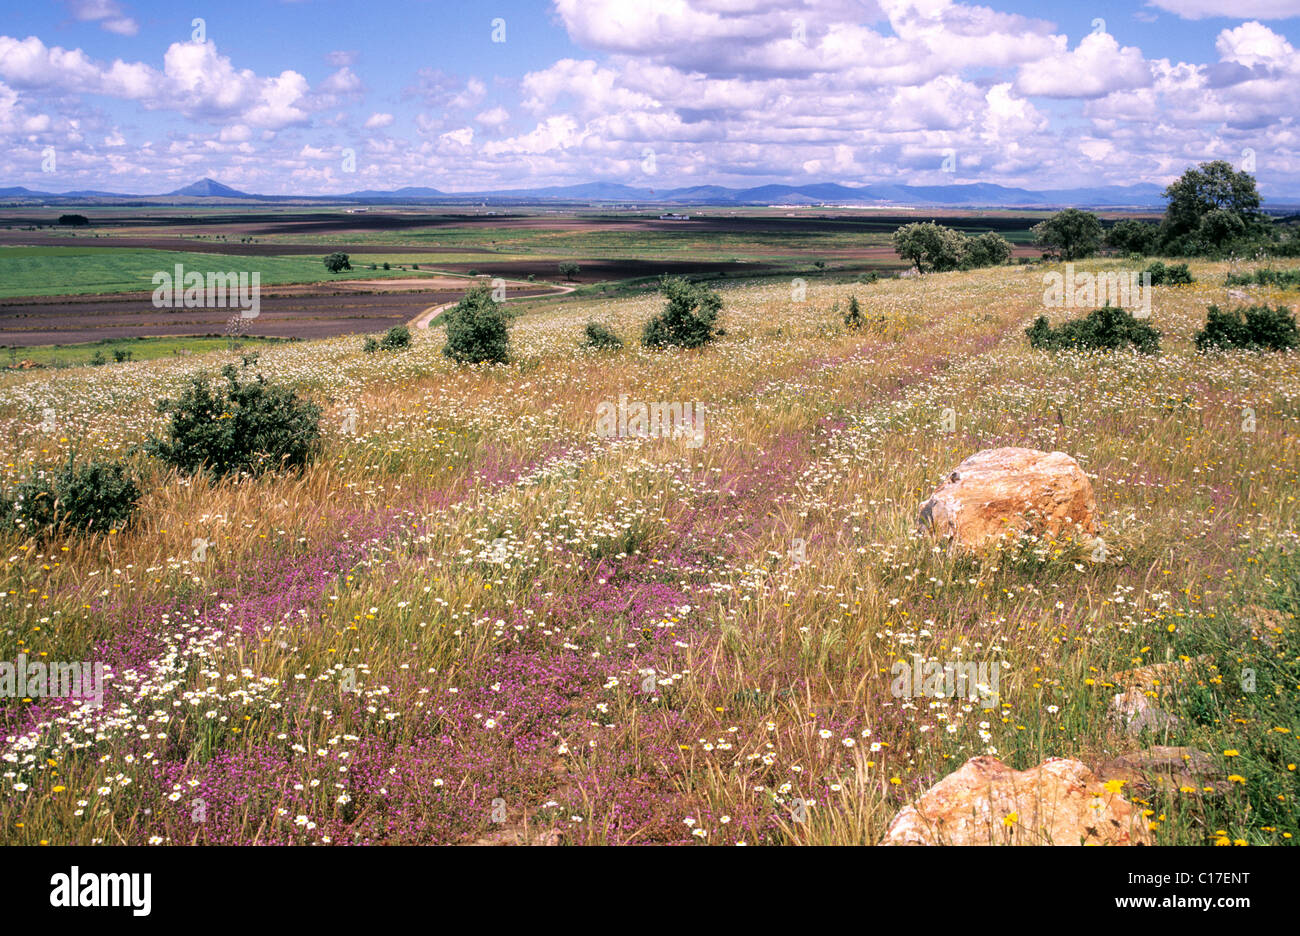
left=3, top=0, right=1299, bottom=196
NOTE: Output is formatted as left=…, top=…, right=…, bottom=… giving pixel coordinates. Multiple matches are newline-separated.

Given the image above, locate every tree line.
left=893, top=161, right=1299, bottom=271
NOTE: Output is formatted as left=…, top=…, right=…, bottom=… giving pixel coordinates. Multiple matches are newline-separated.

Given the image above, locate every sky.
left=2, top=0, right=1300, bottom=197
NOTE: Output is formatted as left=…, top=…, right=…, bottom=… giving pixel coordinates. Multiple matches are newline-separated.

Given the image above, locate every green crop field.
left=0, top=334, right=295, bottom=368
left=0, top=246, right=437, bottom=299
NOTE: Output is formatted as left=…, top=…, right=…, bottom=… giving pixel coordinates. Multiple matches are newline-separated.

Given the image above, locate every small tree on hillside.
left=324, top=252, right=352, bottom=273
left=1105, top=219, right=1158, bottom=255
left=1160, top=160, right=1264, bottom=252
left=642, top=277, right=722, bottom=349
left=146, top=358, right=322, bottom=478
left=443, top=286, right=510, bottom=364
left=892, top=222, right=969, bottom=274
left=1032, top=208, right=1103, bottom=261
left=966, top=231, right=1013, bottom=267
left=1196, top=209, right=1247, bottom=252
left=558, top=261, right=581, bottom=281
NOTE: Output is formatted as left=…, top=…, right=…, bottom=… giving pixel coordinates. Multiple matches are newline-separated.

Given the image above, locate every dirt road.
left=410, top=280, right=575, bottom=330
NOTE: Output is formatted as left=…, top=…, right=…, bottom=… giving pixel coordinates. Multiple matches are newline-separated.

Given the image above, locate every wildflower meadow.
left=2, top=259, right=1295, bottom=847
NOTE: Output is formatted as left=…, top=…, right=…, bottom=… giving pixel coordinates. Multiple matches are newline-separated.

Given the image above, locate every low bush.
left=363, top=325, right=411, bottom=353
left=1143, top=261, right=1194, bottom=285
left=843, top=295, right=864, bottom=329
left=1026, top=304, right=1161, bottom=353
left=145, top=357, right=322, bottom=478
left=443, top=286, right=510, bottom=364
left=581, top=321, right=623, bottom=350
left=1223, top=267, right=1300, bottom=289
left=1, top=454, right=140, bottom=535
left=642, top=276, right=722, bottom=349
left=1195, top=304, right=1299, bottom=352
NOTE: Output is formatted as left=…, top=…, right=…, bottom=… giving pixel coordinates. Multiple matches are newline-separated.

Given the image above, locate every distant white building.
left=658, top=213, right=691, bottom=220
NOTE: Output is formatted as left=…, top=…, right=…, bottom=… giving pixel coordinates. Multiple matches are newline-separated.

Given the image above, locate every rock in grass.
left=1241, top=605, right=1289, bottom=648
left=1104, top=655, right=1212, bottom=736
left=470, top=828, right=561, bottom=846
left=880, top=755, right=1153, bottom=846
left=1093, top=747, right=1229, bottom=797
left=917, top=447, right=1098, bottom=550
left=1111, top=687, right=1180, bottom=736
left=1106, top=655, right=1213, bottom=693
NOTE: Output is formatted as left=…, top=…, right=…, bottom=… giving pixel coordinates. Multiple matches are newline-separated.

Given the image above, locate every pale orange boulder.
left=918, top=447, right=1098, bottom=549
left=880, top=755, right=1153, bottom=846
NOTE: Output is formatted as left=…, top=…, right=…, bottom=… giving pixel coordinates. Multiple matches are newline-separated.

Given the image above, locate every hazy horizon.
left=3, top=1, right=1300, bottom=197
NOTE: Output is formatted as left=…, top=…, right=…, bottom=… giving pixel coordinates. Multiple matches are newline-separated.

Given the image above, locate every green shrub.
left=442, top=286, right=510, bottom=364
left=965, top=231, right=1013, bottom=267
left=892, top=224, right=1009, bottom=272
left=581, top=321, right=623, bottom=350
left=642, top=276, right=722, bottom=349
left=843, top=295, right=864, bottom=329
left=1143, top=261, right=1194, bottom=286
left=1195, top=304, right=1299, bottom=352
left=363, top=325, right=411, bottom=353
left=1224, top=267, right=1300, bottom=289
left=1106, top=219, right=1159, bottom=255
left=1032, top=208, right=1103, bottom=261
left=324, top=252, right=351, bottom=273
left=558, top=261, right=580, bottom=281
left=384, top=325, right=411, bottom=349
left=146, top=358, right=322, bottom=478
left=1026, top=304, right=1161, bottom=353
left=892, top=221, right=969, bottom=273
left=1, top=454, right=140, bottom=535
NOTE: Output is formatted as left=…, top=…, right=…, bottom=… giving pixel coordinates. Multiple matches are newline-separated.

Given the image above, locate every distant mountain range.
left=4, top=176, right=1299, bottom=210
